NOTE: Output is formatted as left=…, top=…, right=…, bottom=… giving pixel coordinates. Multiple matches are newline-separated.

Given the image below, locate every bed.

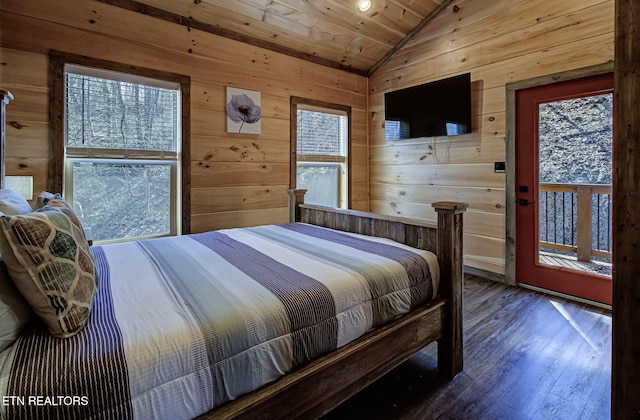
left=0, top=90, right=467, bottom=419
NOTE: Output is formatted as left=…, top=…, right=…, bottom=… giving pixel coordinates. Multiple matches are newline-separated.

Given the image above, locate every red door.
left=516, top=73, right=613, bottom=305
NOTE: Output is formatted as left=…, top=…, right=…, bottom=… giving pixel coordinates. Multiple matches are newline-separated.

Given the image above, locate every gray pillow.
left=0, top=257, right=32, bottom=352
left=32, top=191, right=61, bottom=211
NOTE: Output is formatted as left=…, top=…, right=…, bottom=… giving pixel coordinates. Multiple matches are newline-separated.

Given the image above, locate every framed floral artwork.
left=226, top=87, right=262, bottom=134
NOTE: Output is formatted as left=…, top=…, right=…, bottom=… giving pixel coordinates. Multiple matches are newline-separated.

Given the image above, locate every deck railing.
left=539, top=183, right=612, bottom=262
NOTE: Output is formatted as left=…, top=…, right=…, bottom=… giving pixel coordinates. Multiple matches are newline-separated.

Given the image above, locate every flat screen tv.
left=384, top=73, right=472, bottom=140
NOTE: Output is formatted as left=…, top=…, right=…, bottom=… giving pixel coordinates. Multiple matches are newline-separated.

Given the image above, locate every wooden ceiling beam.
left=367, top=0, right=455, bottom=77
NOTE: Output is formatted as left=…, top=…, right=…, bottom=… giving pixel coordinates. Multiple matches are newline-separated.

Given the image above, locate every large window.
left=50, top=53, right=190, bottom=243
left=291, top=98, right=350, bottom=208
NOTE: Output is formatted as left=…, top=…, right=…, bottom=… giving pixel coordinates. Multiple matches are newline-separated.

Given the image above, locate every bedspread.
left=0, top=223, right=438, bottom=419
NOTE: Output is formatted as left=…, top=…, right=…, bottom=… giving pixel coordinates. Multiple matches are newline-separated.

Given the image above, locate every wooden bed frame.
left=0, top=90, right=466, bottom=419
left=0, top=90, right=13, bottom=188
left=201, top=190, right=467, bottom=419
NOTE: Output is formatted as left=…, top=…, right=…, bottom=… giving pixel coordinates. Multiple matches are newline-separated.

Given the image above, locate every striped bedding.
left=0, top=222, right=438, bottom=420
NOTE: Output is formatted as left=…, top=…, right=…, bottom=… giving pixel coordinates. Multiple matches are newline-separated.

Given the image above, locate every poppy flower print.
left=226, top=87, right=261, bottom=134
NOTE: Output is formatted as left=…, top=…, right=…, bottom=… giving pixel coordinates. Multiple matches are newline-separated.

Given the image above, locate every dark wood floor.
left=323, top=274, right=612, bottom=420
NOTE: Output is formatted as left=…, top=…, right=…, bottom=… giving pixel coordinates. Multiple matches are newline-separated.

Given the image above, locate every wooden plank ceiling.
left=96, top=0, right=452, bottom=76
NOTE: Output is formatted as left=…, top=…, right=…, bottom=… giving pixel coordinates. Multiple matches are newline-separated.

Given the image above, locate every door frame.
left=505, top=62, right=614, bottom=288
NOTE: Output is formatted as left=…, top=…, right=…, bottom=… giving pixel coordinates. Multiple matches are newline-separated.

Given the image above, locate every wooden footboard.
left=290, top=189, right=467, bottom=379
left=201, top=190, right=467, bottom=419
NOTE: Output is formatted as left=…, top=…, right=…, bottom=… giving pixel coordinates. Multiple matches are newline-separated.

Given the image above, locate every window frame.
left=290, top=97, right=351, bottom=208
left=49, top=51, right=191, bottom=236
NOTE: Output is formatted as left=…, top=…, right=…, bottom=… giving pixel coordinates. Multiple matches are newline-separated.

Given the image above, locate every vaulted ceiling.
left=97, top=0, right=453, bottom=76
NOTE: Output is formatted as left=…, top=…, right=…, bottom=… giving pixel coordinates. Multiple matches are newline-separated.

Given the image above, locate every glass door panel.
left=537, top=94, right=613, bottom=276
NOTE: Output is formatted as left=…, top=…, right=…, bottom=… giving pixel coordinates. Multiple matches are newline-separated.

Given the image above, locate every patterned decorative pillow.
left=0, top=199, right=97, bottom=338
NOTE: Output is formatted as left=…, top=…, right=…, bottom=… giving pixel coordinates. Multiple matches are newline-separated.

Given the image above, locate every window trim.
left=290, top=96, right=352, bottom=208
left=49, top=51, right=191, bottom=235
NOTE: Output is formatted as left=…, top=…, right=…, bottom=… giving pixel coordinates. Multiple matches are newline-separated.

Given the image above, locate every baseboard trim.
left=463, top=265, right=511, bottom=285
left=518, top=283, right=612, bottom=310
left=463, top=266, right=611, bottom=310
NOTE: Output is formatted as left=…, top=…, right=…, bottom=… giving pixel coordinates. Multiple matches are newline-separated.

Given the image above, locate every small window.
left=291, top=99, right=350, bottom=208
left=63, top=65, right=181, bottom=243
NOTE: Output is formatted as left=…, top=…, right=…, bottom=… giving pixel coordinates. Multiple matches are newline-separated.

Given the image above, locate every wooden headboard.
left=0, top=90, right=14, bottom=189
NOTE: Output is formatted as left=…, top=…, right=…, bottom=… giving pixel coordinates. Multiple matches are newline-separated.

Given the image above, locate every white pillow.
left=0, top=258, right=32, bottom=352
left=0, top=189, right=32, bottom=215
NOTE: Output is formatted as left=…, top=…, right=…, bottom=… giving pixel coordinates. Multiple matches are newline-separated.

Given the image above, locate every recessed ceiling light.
left=358, top=0, right=372, bottom=12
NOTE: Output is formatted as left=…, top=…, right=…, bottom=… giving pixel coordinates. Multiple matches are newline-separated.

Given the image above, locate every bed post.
left=432, top=201, right=467, bottom=378
left=0, top=90, right=14, bottom=189
left=288, top=189, right=307, bottom=222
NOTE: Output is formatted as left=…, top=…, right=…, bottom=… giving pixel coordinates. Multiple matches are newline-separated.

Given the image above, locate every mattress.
left=0, top=222, right=438, bottom=419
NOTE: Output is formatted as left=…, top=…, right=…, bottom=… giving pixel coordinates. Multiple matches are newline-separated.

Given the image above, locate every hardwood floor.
left=323, top=274, right=612, bottom=420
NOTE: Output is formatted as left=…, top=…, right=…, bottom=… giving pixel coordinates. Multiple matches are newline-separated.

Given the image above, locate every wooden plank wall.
left=0, top=0, right=368, bottom=233
left=368, top=0, right=614, bottom=275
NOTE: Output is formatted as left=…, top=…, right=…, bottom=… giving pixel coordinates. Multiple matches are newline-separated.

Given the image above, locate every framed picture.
left=226, top=87, right=261, bottom=134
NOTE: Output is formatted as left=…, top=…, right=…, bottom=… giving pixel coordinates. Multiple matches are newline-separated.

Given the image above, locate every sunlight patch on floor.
left=550, top=300, right=605, bottom=351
